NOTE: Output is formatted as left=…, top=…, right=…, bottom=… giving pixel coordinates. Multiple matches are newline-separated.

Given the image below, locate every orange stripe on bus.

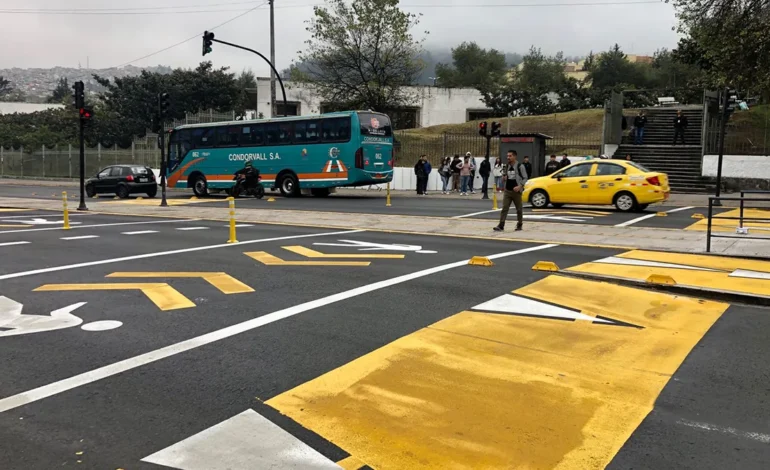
left=168, top=157, right=205, bottom=187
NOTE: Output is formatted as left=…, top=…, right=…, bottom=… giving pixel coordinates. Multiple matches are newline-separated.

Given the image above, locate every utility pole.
left=269, top=0, right=277, bottom=118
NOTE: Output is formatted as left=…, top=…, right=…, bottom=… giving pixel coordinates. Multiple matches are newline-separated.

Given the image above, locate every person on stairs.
left=633, top=111, right=648, bottom=145
left=673, top=110, right=689, bottom=146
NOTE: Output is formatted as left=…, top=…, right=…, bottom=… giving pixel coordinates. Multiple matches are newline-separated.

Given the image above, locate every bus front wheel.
left=279, top=173, right=299, bottom=197
left=192, top=175, right=208, bottom=197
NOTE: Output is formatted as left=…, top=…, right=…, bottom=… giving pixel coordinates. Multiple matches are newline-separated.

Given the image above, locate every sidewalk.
left=2, top=196, right=768, bottom=258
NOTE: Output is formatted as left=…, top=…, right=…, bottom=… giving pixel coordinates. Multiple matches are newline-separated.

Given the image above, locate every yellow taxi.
left=522, top=160, right=670, bottom=212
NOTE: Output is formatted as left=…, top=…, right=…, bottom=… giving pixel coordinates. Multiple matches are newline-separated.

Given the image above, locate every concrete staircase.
left=616, top=106, right=706, bottom=193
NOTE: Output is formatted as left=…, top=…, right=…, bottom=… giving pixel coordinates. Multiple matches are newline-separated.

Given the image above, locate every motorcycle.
left=231, top=171, right=265, bottom=199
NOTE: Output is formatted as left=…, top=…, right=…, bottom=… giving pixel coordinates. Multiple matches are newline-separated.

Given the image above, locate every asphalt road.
left=0, top=182, right=718, bottom=230
left=0, top=209, right=768, bottom=469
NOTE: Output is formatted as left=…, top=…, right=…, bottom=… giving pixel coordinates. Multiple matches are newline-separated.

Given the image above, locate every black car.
left=85, top=165, right=158, bottom=199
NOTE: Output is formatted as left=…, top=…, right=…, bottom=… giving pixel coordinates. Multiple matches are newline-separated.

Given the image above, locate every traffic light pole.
left=482, top=136, right=491, bottom=200
left=77, top=117, right=87, bottom=211
left=210, top=38, right=288, bottom=117
left=159, top=128, right=168, bottom=207
left=713, top=87, right=729, bottom=207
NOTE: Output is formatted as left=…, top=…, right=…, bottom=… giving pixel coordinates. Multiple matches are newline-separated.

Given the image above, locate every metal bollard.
left=227, top=197, right=238, bottom=243
left=62, top=191, right=71, bottom=230
left=386, top=182, right=392, bottom=207
left=492, top=190, right=499, bottom=210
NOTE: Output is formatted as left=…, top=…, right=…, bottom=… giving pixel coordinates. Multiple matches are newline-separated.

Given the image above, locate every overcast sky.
left=1, top=0, right=680, bottom=75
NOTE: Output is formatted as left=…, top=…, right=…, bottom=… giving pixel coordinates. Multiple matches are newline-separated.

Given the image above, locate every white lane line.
left=60, top=235, right=100, bottom=241
left=175, top=227, right=210, bottom=231
left=230, top=224, right=254, bottom=228
left=677, top=419, right=770, bottom=444
left=0, top=241, right=30, bottom=247
left=121, top=230, right=159, bottom=235
left=0, top=219, right=195, bottom=235
left=0, top=243, right=555, bottom=413
left=453, top=209, right=501, bottom=219
left=0, top=229, right=364, bottom=281
left=615, top=205, right=696, bottom=227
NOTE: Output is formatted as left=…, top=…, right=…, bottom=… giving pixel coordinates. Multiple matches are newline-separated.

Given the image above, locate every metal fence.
left=0, top=141, right=162, bottom=179
left=705, top=104, right=770, bottom=156
left=394, top=131, right=602, bottom=167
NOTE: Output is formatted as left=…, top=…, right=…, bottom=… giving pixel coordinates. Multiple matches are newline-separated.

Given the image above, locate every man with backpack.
left=494, top=150, right=528, bottom=232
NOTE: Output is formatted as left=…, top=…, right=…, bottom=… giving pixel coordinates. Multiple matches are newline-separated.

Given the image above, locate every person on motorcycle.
left=234, top=161, right=259, bottom=188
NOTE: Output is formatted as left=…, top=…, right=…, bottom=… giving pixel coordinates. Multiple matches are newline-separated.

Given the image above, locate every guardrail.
left=707, top=191, right=770, bottom=252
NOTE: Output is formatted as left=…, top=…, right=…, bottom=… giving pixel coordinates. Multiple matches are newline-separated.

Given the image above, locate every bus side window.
left=216, top=126, right=240, bottom=147
left=241, top=124, right=264, bottom=147
left=322, top=117, right=351, bottom=143
left=304, top=120, right=320, bottom=143
left=192, top=127, right=216, bottom=148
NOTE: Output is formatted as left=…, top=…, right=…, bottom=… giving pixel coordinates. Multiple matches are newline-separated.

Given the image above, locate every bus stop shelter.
left=498, top=133, right=552, bottom=178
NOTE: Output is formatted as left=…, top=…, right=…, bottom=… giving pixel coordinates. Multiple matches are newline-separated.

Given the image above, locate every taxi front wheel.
left=530, top=190, right=549, bottom=209
left=614, top=192, right=638, bottom=212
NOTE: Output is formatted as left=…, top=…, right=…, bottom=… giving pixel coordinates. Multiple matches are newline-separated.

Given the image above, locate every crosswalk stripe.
left=176, top=227, right=210, bottom=231
left=60, top=235, right=100, bottom=241
left=121, top=230, right=159, bottom=235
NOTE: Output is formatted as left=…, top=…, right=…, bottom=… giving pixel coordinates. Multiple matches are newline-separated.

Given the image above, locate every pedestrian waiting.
left=451, top=154, right=462, bottom=192
left=493, top=157, right=504, bottom=191
left=465, top=152, right=477, bottom=194
left=545, top=154, right=560, bottom=175
left=459, top=155, right=472, bottom=196
left=560, top=153, right=571, bottom=168
left=439, top=156, right=452, bottom=194
left=414, top=155, right=431, bottom=196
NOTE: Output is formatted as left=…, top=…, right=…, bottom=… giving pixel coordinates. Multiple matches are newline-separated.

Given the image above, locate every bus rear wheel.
left=311, top=188, right=330, bottom=198
left=279, top=173, right=299, bottom=197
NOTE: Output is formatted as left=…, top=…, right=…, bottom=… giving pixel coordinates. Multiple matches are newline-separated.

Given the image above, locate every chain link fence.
left=394, top=131, right=602, bottom=167
left=706, top=104, right=770, bottom=156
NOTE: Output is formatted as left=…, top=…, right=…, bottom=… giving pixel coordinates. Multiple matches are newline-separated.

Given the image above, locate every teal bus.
left=166, top=111, right=394, bottom=197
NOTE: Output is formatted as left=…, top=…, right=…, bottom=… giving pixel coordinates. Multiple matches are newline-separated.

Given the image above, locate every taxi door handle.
left=615, top=178, right=623, bottom=181
left=579, top=180, right=587, bottom=183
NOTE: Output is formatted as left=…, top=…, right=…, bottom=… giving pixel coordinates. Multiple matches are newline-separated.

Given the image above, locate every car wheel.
left=550, top=203, right=564, bottom=208
left=614, top=192, right=637, bottom=212
left=116, top=184, right=130, bottom=199
left=146, top=187, right=157, bottom=198
left=192, top=175, right=208, bottom=197
left=279, top=173, right=299, bottom=197
left=530, top=190, right=549, bottom=209
left=85, top=184, right=96, bottom=198
left=311, top=188, right=330, bottom=198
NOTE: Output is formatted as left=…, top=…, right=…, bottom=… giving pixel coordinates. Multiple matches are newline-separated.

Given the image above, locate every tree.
left=434, top=42, right=507, bottom=88
left=295, top=0, right=426, bottom=111
left=670, top=0, right=770, bottom=97
left=588, top=44, right=651, bottom=90
left=47, top=78, right=71, bottom=104
left=0, top=76, right=11, bottom=98
left=235, top=69, right=258, bottom=114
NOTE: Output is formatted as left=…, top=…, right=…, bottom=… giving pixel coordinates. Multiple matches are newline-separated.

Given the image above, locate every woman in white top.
left=492, top=157, right=504, bottom=192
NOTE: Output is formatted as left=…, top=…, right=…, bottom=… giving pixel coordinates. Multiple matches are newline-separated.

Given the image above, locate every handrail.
left=706, top=194, right=770, bottom=252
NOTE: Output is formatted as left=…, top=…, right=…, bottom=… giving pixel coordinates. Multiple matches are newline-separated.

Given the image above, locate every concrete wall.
left=253, top=78, right=489, bottom=128
left=702, top=155, right=770, bottom=178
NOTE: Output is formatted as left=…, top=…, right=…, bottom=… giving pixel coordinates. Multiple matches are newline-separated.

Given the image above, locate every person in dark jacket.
left=479, top=157, right=491, bottom=199
left=414, top=155, right=429, bottom=195
left=451, top=154, right=462, bottom=192
left=673, top=110, right=688, bottom=146
left=633, top=111, right=647, bottom=145
left=560, top=153, right=571, bottom=168
left=522, top=156, right=533, bottom=179
left=545, top=154, right=560, bottom=175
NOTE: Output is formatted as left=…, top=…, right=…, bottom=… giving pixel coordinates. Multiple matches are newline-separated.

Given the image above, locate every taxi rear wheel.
left=614, top=192, right=637, bottom=212
left=530, top=190, right=549, bottom=209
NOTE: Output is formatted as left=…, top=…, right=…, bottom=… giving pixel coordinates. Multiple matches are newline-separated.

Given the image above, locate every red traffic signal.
left=79, top=107, right=94, bottom=121
left=478, top=121, right=488, bottom=137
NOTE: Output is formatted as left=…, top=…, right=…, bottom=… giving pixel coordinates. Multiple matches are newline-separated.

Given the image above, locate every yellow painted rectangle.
left=686, top=208, right=770, bottom=232
left=568, top=250, right=770, bottom=298
left=106, top=272, right=254, bottom=294
left=267, top=276, right=727, bottom=470
left=34, top=283, right=195, bottom=311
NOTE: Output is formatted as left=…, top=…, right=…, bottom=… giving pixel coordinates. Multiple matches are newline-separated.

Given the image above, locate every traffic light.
left=491, top=121, right=502, bottom=137
left=726, top=89, right=738, bottom=115
left=79, top=106, right=94, bottom=123
left=202, top=31, right=215, bottom=56
left=159, top=92, right=171, bottom=118
left=72, top=81, right=84, bottom=109
left=478, top=121, right=488, bottom=137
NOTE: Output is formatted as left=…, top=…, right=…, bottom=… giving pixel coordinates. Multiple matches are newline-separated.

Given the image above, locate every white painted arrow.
left=0, top=296, right=86, bottom=337
left=313, top=239, right=426, bottom=252
left=4, top=218, right=81, bottom=226
left=473, top=294, right=613, bottom=324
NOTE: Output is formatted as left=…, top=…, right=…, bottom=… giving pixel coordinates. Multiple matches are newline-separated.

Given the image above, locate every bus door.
left=357, top=112, right=393, bottom=178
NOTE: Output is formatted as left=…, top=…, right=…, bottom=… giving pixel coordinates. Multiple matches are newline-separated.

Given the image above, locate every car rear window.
left=131, top=167, right=150, bottom=175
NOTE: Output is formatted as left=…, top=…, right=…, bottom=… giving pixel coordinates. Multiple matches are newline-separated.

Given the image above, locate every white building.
left=250, top=77, right=494, bottom=128
left=0, top=102, right=65, bottom=115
